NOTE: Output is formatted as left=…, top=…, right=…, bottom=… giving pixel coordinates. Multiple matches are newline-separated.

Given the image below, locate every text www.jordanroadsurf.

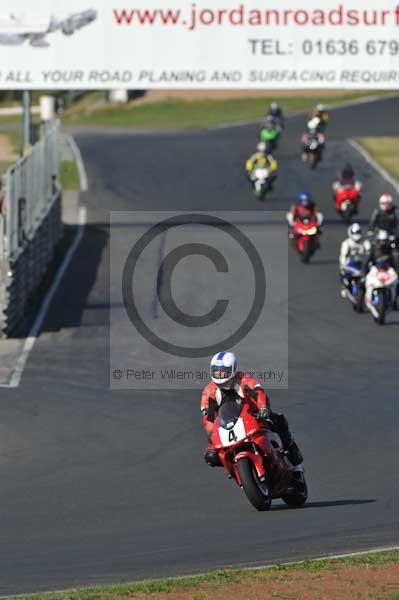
left=113, top=5, right=399, bottom=31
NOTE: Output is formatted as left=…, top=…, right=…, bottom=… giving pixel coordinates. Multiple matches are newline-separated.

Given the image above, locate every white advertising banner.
left=1, top=0, right=399, bottom=88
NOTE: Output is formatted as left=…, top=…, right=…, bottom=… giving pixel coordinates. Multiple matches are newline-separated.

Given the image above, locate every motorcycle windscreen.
left=218, top=400, right=244, bottom=429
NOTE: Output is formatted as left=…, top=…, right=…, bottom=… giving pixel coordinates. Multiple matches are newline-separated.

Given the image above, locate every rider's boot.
left=204, top=448, right=222, bottom=467
left=269, top=412, right=304, bottom=466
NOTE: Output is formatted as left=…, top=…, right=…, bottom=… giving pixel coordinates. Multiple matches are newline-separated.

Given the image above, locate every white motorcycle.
left=249, top=167, right=276, bottom=201
left=364, top=264, right=398, bottom=325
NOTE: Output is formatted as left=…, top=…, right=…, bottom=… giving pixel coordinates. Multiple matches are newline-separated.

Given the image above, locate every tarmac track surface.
left=0, top=96, right=399, bottom=595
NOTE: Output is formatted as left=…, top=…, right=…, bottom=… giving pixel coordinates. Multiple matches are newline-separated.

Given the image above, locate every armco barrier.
left=0, top=121, right=63, bottom=337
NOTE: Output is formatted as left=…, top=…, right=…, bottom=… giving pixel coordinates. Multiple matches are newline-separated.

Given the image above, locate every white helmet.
left=307, top=117, right=319, bottom=133
left=257, top=142, right=266, bottom=153
left=270, top=102, right=279, bottom=111
left=376, top=229, right=389, bottom=242
left=379, top=193, right=394, bottom=210
left=210, top=352, right=237, bottom=386
left=316, top=103, right=324, bottom=112
left=348, top=223, right=362, bottom=243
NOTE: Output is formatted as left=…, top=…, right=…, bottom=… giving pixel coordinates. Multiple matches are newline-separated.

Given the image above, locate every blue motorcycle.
left=341, top=257, right=365, bottom=313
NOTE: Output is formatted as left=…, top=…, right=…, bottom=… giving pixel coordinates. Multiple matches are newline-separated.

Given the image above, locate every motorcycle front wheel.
left=353, top=288, right=365, bottom=313
left=300, top=239, right=314, bottom=264
left=236, top=458, right=271, bottom=511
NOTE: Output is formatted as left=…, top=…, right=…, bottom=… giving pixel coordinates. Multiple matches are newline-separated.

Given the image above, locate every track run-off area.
left=0, top=96, right=399, bottom=595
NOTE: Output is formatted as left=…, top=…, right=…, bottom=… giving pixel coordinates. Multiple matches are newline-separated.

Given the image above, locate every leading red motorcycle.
left=290, top=216, right=320, bottom=263
left=211, top=399, right=307, bottom=511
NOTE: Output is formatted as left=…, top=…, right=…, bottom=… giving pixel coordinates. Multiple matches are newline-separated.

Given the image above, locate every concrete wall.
left=0, top=191, right=63, bottom=337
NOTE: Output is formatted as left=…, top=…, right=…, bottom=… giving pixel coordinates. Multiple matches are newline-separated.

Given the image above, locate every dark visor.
left=211, top=366, right=232, bottom=379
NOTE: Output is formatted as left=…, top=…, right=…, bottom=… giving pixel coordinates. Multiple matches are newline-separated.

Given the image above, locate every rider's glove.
left=245, top=385, right=258, bottom=400
left=256, top=407, right=270, bottom=420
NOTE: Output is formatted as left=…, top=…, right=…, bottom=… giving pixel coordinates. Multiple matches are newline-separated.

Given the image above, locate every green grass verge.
left=0, top=128, right=80, bottom=189
left=3, top=128, right=23, bottom=155
left=0, top=113, right=41, bottom=128
left=0, top=128, right=22, bottom=174
left=356, top=137, right=399, bottom=180
left=63, top=91, right=393, bottom=130
left=60, top=160, right=80, bottom=191
left=9, top=549, right=399, bottom=600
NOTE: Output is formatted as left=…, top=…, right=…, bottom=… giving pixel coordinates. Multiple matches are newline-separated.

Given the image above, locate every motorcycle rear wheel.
left=236, top=458, right=271, bottom=511
left=282, top=475, right=308, bottom=508
left=374, top=291, right=386, bottom=325
left=342, top=208, right=354, bottom=224
left=376, top=311, right=385, bottom=325
left=308, top=153, right=319, bottom=170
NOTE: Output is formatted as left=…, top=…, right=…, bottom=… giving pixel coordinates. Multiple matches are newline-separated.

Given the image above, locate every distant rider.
left=369, top=194, right=399, bottom=237
left=340, top=223, right=370, bottom=270
left=287, top=192, right=324, bottom=230
left=367, top=229, right=399, bottom=272
left=333, top=164, right=362, bottom=193
left=366, top=229, right=399, bottom=309
left=310, top=103, right=329, bottom=131
left=301, top=119, right=325, bottom=160
left=259, top=115, right=281, bottom=152
left=339, top=223, right=370, bottom=297
left=245, top=143, right=278, bottom=182
left=201, top=352, right=303, bottom=468
left=267, top=102, right=285, bottom=129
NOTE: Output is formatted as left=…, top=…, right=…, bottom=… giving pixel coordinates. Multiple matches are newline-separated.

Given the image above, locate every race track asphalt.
left=0, top=96, right=399, bottom=595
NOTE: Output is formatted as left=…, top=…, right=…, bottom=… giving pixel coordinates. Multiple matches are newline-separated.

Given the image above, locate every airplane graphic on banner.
left=0, top=9, right=97, bottom=47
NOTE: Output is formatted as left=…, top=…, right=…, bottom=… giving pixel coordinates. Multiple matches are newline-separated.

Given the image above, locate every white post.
left=40, top=95, right=56, bottom=121
left=23, top=91, right=31, bottom=152
left=109, top=90, right=129, bottom=103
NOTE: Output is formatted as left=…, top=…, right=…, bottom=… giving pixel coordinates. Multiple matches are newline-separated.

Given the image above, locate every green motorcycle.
left=260, top=126, right=280, bottom=154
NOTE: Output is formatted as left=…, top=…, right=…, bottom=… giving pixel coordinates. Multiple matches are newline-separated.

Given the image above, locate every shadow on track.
left=271, top=499, right=376, bottom=511
left=41, top=224, right=108, bottom=332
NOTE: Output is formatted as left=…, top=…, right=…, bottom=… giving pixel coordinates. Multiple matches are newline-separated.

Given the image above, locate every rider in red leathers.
left=332, top=164, right=362, bottom=196
left=286, top=192, right=324, bottom=231
left=201, top=352, right=303, bottom=468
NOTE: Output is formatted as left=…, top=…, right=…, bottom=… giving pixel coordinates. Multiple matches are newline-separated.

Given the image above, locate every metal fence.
left=1, top=120, right=60, bottom=263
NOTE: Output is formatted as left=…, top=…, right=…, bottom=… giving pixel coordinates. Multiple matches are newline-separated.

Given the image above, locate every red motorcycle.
left=291, top=216, right=320, bottom=263
left=334, top=184, right=361, bottom=223
left=211, top=400, right=307, bottom=511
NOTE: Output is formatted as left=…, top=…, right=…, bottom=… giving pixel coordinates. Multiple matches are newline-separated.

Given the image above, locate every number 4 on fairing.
left=228, top=430, right=238, bottom=442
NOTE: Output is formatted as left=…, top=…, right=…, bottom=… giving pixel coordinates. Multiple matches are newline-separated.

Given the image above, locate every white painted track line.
left=68, top=135, right=89, bottom=192
left=3, top=544, right=399, bottom=599
left=349, top=139, right=399, bottom=193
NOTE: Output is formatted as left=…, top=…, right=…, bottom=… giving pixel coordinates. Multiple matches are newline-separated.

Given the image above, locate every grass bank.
left=0, top=130, right=80, bottom=190
left=356, top=137, right=399, bottom=180
left=10, top=549, right=399, bottom=600
left=63, top=91, right=393, bottom=130
left=60, top=160, right=80, bottom=191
